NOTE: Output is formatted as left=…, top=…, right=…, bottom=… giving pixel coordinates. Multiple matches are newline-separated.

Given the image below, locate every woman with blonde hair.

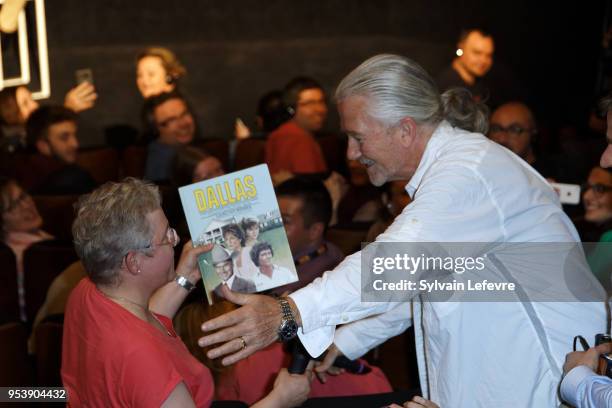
left=136, top=47, right=187, bottom=98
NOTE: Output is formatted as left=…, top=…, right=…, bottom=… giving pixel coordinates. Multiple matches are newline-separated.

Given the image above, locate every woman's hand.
left=314, top=343, right=345, bottom=383
left=64, top=82, right=98, bottom=112
left=253, top=363, right=314, bottom=408
left=175, top=241, right=213, bottom=284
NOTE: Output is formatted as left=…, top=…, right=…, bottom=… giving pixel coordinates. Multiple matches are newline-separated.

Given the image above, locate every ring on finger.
left=238, top=336, right=247, bottom=350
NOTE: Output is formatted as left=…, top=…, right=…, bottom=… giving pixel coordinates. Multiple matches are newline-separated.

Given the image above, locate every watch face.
left=279, top=319, right=298, bottom=340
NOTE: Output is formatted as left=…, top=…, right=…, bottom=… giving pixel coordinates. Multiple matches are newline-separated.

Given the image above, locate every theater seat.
left=234, top=139, right=266, bottom=170
left=23, top=240, right=78, bottom=323
left=34, top=317, right=64, bottom=386
left=0, top=322, right=32, bottom=386
left=0, top=243, right=20, bottom=323
left=76, top=147, right=120, bottom=184
left=121, top=145, right=147, bottom=179
left=32, top=194, right=79, bottom=241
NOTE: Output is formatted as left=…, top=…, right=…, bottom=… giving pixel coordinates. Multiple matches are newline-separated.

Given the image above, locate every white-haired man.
left=198, top=54, right=606, bottom=407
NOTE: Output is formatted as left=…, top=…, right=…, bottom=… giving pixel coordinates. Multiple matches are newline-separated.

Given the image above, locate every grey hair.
left=72, top=177, right=161, bottom=286
left=335, top=54, right=489, bottom=134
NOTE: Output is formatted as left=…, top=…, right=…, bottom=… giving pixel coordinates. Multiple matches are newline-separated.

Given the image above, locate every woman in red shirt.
left=62, top=178, right=311, bottom=407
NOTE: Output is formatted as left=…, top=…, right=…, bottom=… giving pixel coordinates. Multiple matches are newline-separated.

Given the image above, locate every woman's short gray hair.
left=72, top=178, right=161, bottom=286
left=335, top=54, right=488, bottom=134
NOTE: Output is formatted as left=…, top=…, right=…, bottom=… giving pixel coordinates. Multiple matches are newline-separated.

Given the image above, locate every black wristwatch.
left=277, top=297, right=298, bottom=341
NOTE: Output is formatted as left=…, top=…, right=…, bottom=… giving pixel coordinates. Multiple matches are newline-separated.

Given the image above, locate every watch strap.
left=175, top=275, right=195, bottom=292
left=278, top=297, right=294, bottom=320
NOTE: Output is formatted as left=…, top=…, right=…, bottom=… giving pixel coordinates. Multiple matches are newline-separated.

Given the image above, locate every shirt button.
left=341, top=315, right=349, bottom=322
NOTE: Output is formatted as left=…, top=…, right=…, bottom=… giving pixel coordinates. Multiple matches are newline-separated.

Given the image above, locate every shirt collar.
left=406, top=120, right=451, bottom=198
left=224, top=274, right=236, bottom=287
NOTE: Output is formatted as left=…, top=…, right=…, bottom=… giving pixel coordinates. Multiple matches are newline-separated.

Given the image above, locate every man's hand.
left=64, top=82, right=97, bottom=112
left=389, top=396, right=440, bottom=408
left=564, top=343, right=612, bottom=374
left=314, top=343, right=344, bottom=383
left=175, top=241, right=213, bottom=284
left=198, top=286, right=286, bottom=365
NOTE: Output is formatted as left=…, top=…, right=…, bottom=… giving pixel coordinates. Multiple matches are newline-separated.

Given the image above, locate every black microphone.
left=287, top=339, right=372, bottom=375
left=331, top=355, right=372, bottom=374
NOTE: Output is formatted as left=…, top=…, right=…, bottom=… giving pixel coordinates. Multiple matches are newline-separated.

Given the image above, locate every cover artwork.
left=179, top=164, right=298, bottom=304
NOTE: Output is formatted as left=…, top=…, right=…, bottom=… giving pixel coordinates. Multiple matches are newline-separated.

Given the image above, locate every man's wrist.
left=285, top=296, right=302, bottom=328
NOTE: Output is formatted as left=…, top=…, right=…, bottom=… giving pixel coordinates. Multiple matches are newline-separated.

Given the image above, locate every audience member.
left=171, top=145, right=224, bottom=187
left=271, top=177, right=344, bottom=295
left=265, top=77, right=328, bottom=180
left=62, top=178, right=310, bottom=407
left=437, top=28, right=525, bottom=109
left=0, top=83, right=96, bottom=154
left=211, top=244, right=256, bottom=298
left=580, top=165, right=612, bottom=293
left=142, top=91, right=196, bottom=183
left=234, top=90, right=290, bottom=140
left=165, top=145, right=224, bottom=239
left=175, top=300, right=391, bottom=405
left=16, top=105, right=95, bottom=194
left=560, top=93, right=612, bottom=407
left=488, top=101, right=573, bottom=182
left=0, top=177, right=52, bottom=322
left=136, top=47, right=186, bottom=98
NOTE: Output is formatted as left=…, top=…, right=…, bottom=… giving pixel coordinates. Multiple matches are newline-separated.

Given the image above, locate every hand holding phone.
left=549, top=182, right=580, bottom=205
left=75, top=68, right=93, bottom=86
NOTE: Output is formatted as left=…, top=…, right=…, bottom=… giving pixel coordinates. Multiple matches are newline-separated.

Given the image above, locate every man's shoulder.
left=268, top=121, right=312, bottom=141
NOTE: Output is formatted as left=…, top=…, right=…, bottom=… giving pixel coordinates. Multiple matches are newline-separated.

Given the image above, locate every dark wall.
left=37, top=0, right=604, bottom=146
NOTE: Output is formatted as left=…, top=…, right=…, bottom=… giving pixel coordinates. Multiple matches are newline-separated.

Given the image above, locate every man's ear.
left=35, top=138, right=51, bottom=156
left=397, top=117, right=418, bottom=148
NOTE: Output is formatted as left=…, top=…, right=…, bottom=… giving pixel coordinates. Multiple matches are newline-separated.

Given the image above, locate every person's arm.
left=314, top=301, right=412, bottom=381
left=161, top=382, right=196, bottom=408
left=149, top=242, right=212, bottom=318
left=199, top=164, right=490, bottom=364
left=560, top=343, right=612, bottom=408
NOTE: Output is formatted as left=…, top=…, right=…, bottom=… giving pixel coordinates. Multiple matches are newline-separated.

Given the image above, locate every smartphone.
left=549, top=182, right=581, bottom=205
left=75, top=68, right=94, bottom=86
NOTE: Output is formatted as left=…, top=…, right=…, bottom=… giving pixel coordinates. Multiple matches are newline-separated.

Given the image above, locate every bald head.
left=488, top=102, right=536, bottom=162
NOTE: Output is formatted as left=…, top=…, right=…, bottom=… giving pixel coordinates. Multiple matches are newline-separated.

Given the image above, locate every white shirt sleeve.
left=333, top=301, right=413, bottom=359
left=290, top=163, right=492, bottom=357
left=560, top=365, right=612, bottom=408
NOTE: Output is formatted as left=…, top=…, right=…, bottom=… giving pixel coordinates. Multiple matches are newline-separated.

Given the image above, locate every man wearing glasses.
left=488, top=101, right=573, bottom=182
left=143, top=91, right=197, bottom=183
